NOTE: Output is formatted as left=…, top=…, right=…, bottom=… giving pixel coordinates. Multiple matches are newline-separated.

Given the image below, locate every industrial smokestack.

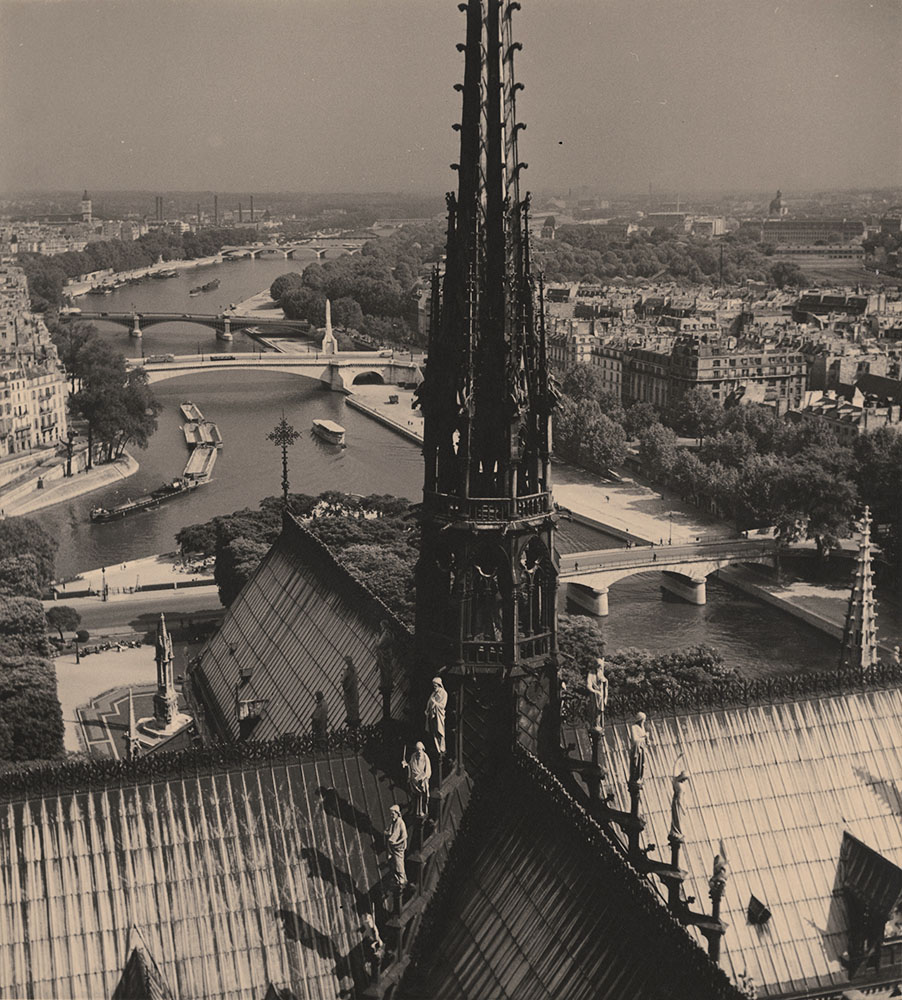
left=213, top=195, right=218, bottom=226
left=250, top=195, right=254, bottom=222
left=196, top=202, right=201, bottom=225
left=238, top=203, right=243, bottom=223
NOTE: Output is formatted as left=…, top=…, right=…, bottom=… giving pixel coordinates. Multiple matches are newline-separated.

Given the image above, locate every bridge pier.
left=130, top=314, right=142, bottom=338
left=660, top=571, right=706, bottom=605
left=567, top=582, right=610, bottom=616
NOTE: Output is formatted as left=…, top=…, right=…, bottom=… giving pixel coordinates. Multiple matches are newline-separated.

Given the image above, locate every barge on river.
left=90, top=477, right=200, bottom=522
left=312, top=419, right=346, bottom=447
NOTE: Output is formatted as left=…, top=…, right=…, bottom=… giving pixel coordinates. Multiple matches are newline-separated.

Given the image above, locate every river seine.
left=43, top=255, right=898, bottom=679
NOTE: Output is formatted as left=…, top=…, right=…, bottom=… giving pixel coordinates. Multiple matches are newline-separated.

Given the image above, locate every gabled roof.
left=190, top=513, right=410, bottom=742
left=111, top=926, right=175, bottom=1000
left=0, top=737, right=407, bottom=1000
left=403, top=747, right=741, bottom=1000
left=571, top=684, right=902, bottom=997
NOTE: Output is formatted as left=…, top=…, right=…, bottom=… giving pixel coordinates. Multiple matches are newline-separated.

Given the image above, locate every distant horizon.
left=2, top=0, right=899, bottom=196
left=4, top=184, right=902, bottom=203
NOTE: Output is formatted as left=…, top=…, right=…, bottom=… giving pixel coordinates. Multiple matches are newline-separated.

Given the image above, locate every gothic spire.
left=414, top=1, right=560, bottom=769
left=418, top=0, right=555, bottom=502
left=839, top=506, right=879, bottom=671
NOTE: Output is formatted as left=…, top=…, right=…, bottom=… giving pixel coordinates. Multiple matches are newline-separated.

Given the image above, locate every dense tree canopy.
left=536, top=226, right=807, bottom=288
left=0, top=517, right=57, bottom=592
left=271, top=223, right=445, bottom=347
left=55, top=329, right=160, bottom=467
left=188, top=491, right=418, bottom=623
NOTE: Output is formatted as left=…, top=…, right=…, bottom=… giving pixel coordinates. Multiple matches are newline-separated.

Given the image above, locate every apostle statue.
left=628, top=712, right=649, bottom=784
left=586, top=657, right=608, bottom=733
left=311, top=690, right=329, bottom=743
left=341, top=655, right=360, bottom=729
left=376, top=620, right=396, bottom=697
left=669, top=759, right=691, bottom=842
left=403, top=741, right=432, bottom=819
left=384, top=804, right=408, bottom=890
left=425, top=676, right=448, bottom=755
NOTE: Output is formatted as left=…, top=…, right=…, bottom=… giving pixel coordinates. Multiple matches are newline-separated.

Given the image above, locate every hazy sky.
left=1, top=0, right=900, bottom=196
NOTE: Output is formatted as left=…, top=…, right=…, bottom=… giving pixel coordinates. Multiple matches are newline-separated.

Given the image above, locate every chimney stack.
left=238, top=203, right=243, bottom=223
left=214, top=195, right=219, bottom=226
left=250, top=195, right=255, bottom=222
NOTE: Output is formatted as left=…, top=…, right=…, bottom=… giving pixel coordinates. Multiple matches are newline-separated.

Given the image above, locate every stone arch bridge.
left=559, top=538, right=778, bottom=615
left=127, top=353, right=422, bottom=393
left=78, top=312, right=312, bottom=336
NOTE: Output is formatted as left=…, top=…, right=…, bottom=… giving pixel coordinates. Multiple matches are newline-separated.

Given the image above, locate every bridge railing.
left=559, top=539, right=777, bottom=575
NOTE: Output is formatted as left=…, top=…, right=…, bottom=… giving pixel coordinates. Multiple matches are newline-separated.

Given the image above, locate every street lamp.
left=668, top=512, right=674, bottom=545
left=65, top=429, right=76, bottom=477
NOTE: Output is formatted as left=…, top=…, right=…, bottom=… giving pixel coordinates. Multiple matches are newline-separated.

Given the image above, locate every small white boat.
left=312, top=419, right=346, bottom=446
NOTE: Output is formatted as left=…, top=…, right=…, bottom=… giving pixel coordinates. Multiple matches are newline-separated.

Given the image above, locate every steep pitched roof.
left=0, top=738, right=407, bottom=1000
left=190, top=514, right=410, bottom=742
left=402, top=747, right=741, bottom=1000
left=111, top=926, right=175, bottom=1000
left=571, top=684, right=902, bottom=997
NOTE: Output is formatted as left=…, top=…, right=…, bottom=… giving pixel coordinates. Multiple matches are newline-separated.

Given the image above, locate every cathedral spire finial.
left=839, top=506, right=879, bottom=671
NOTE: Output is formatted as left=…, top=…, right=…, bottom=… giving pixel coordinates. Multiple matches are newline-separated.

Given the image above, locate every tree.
left=176, top=521, right=219, bottom=557
left=0, top=596, right=52, bottom=658
left=0, top=554, right=43, bottom=599
left=639, top=422, right=679, bottom=479
left=331, top=297, right=365, bottom=330
left=769, top=260, right=806, bottom=289
left=624, top=401, right=659, bottom=439
left=270, top=271, right=305, bottom=301
left=71, top=341, right=160, bottom=466
left=665, top=387, right=723, bottom=441
left=0, top=657, right=65, bottom=763
left=0, top=517, right=57, bottom=592
left=46, top=606, right=81, bottom=641
left=582, top=412, right=628, bottom=472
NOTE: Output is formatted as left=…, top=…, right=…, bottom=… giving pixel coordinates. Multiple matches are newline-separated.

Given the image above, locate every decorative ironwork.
left=267, top=414, right=300, bottom=505
left=0, top=724, right=394, bottom=801
left=561, top=660, right=902, bottom=726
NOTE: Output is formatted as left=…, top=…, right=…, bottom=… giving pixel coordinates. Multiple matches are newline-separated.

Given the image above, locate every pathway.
left=2, top=453, right=138, bottom=517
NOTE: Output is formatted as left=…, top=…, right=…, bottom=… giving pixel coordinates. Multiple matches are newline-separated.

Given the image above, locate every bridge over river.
left=560, top=537, right=778, bottom=615
left=78, top=311, right=312, bottom=336
left=127, top=352, right=423, bottom=392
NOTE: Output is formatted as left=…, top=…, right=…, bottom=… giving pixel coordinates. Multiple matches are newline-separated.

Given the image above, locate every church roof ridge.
left=0, top=724, right=392, bottom=802
left=568, top=660, right=902, bottom=723
left=282, top=510, right=412, bottom=639
left=510, top=746, right=745, bottom=998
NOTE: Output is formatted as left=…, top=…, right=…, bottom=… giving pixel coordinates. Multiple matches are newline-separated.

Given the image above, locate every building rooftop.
left=404, top=747, right=741, bottom=1000
left=0, top=738, right=407, bottom=1000
left=571, top=682, right=902, bottom=997
left=189, top=514, right=411, bottom=742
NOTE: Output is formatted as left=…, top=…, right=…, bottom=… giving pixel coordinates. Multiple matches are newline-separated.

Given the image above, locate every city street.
left=45, top=587, right=223, bottom=637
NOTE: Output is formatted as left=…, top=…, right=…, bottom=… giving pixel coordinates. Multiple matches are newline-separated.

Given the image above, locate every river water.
left=45, top=254, right=898, bottom=679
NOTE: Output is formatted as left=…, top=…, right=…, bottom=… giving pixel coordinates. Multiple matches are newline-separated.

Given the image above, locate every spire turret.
left=415, top=0, right=560, bottom=771
left=839, top=506, right=879, bottom=671
left=153, top=613, right=179, bottom=728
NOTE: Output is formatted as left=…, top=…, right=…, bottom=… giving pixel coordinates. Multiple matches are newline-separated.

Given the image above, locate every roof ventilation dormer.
left=747, top=894, right=772, bottom=926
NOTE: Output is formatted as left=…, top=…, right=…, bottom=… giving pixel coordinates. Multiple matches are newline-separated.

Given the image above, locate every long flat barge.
left=184, top=446, right=217, bottom=480
left=180, top=402, right=204, bottom=422
left=183, top=422, right=223, bottom=448
left=90, top=478, right=200, bottom=522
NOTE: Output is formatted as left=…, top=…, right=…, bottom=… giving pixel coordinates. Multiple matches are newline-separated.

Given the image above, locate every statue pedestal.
left=135, top=712, right=193, bottom=747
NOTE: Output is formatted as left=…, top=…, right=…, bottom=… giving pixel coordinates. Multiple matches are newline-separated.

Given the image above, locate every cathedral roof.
left=189, top=513, right=410, bottom=742
left=570, top=678, right=902, bottom=997
left=403, top=747, right=741, bottom=1000
left=0, top=737, right=405, bottom=1000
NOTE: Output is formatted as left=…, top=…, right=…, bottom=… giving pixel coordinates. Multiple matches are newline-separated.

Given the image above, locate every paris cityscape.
left=0, top=1, right=901, bottom=998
